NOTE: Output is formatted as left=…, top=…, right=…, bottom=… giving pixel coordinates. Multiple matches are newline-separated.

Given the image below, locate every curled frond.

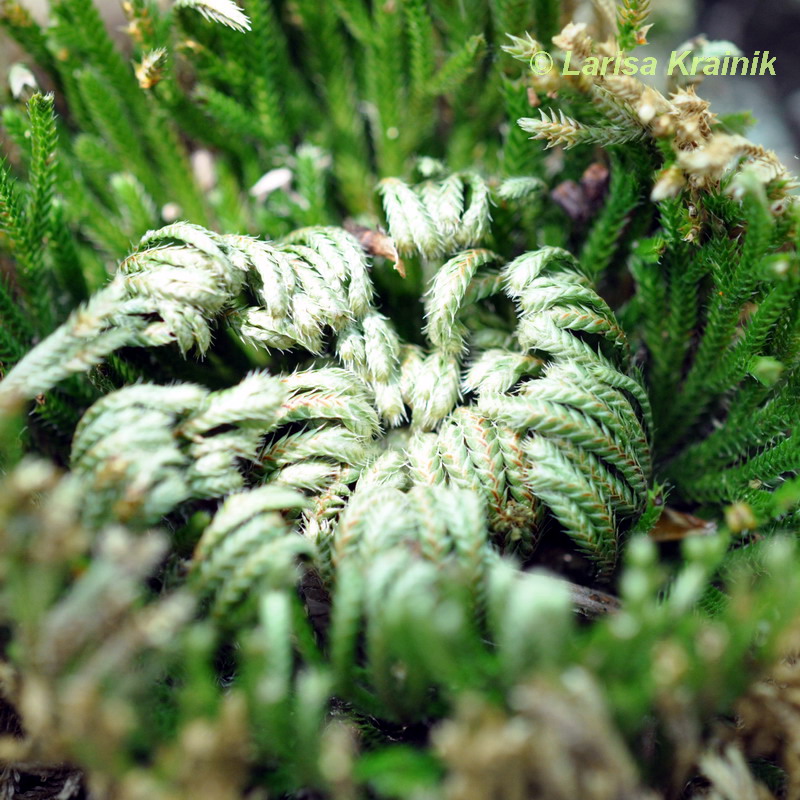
left=192, top=487, right=313, bottom=616
left=378, top=177, right=442, bottom=259
left=425, top=249, right=501, bottom=354
left=410, top=350, right=462, bottom=431
left=175, top=0, right=251, bottom=32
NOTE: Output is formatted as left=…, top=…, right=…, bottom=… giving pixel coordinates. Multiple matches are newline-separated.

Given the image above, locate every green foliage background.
left=0, top=0, right=799, bottom=798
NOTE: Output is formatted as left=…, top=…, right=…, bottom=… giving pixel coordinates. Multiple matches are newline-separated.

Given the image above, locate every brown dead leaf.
left=344, top=220, right=406, bottom=278
left=648, top=507, right=717, bottom=542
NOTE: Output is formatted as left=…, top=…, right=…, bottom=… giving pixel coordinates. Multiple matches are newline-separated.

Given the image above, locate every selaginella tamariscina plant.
left=1, top=0, right=800, bottom=797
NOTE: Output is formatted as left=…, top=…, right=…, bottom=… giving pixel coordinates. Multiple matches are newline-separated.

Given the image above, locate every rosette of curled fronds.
left=0, top=216, right=653, bottom=582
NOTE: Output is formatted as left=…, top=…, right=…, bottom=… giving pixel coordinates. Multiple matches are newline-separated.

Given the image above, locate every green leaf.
left=355, top=746, right=443, bottom=797
left=427, top=34, right=486, bottom=96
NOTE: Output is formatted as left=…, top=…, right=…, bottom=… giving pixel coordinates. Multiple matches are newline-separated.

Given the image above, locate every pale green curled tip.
left=405, top=431, right=446, bottom=486
left=378, top=176, right=442, bottom=259
left=436, top=487, right=489, bottom=597
left=231, top=307, right=304, bottom=352
left=454, top=172, right=492, bottom=248
left=180, top=371, right=286, bottom=437
left=398, top=344, right=425, bottom=408
left=357, top=449, right=410, bottom=493
left=195, top=510, right=313, bottom=617
left=362, top=311, right=402, bottom=382
left=408, top=484, right=452, bottom=562
left=410, top=350, right=461, bottom=431
left=323, top=227, right=375, bottom=317
left=424, top=249, right=501, bottom=354
left=497, top=176, right=546, bottom=201
left=235, top=237, right=297, bottom=317
left=422, top=173, right=463, bottom=247
left=71, top=382, right=208, bottom=465
left=437, top=413, right=482, bottom=496
left=138, top=222, right=232, bottom=265
left=276, top=368, right=380, bottom=438
left=174, top=0, right=251, bottom=32
left=273, top=460, right=348, bottom=493
left=448, top=408, right=507, bottom=518
left=503, top=246, right=588, bottom=297
left=463, top=349, right=544, bottom=395
left=282, top=227, right=374, bottom=316
left=0, top=225, right=254, bottom=401
left=193, top=485, right=309, bottom=562
left=382, top=171, right=493, bottom=259
left=333, top=486, right=401, bottom=565
left=262, top=426, right=372, bottom=473
left=524, top=435, right=619, bottom=574
left=336, top=323, right=368, bottom=371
